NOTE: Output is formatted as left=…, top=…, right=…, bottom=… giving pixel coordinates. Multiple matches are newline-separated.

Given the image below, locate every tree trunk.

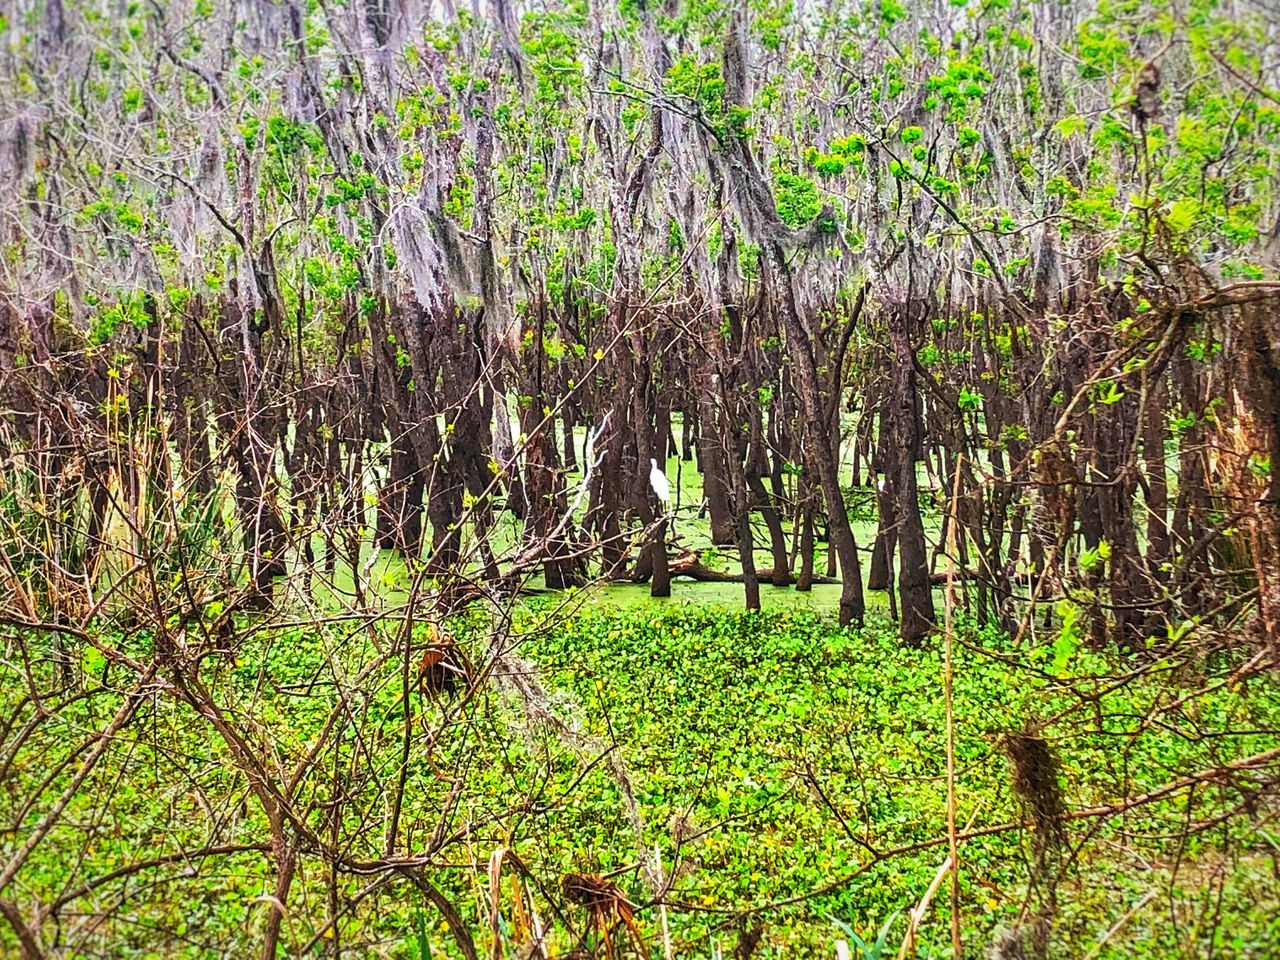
left=888, top=307, right=935, bottom=644
left=1142, top=379, right=1170, bottom=583
left=767, top=244, right=864, bottom=625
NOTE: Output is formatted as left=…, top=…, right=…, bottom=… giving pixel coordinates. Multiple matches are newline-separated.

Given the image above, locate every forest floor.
left=505, top=607, right=1280, bottom=959
left=14, top=606, right=1278, bottom=958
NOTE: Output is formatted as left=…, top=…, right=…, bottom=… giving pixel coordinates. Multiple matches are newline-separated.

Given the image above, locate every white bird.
left=648, top=457, right=671, bottom=504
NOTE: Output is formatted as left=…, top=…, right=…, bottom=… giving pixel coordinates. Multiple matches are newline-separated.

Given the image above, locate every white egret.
left=648, top=457, right=671, bottom=504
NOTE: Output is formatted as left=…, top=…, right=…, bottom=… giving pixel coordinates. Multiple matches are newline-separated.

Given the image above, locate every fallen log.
left=658, top=550, right=839, bottom=585
left=928, top=568, right=980, bottom=586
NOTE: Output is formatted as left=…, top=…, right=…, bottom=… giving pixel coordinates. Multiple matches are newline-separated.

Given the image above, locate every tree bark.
left=888, top=306, right=935, bottom=644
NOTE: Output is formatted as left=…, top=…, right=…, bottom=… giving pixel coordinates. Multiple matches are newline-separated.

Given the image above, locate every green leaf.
left=82, top=646, right=106, bottom=674
left=1052, top=114, right=1087, bottom=139
left=1166, top=198, right=1199, bottom=232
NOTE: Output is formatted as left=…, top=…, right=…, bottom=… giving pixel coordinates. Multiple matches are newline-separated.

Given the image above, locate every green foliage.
left=523, top=9, right=587, bottom=102
left=831, top=911, right=900, bottom=959
left=754, top=0, right=792, bottom=51
left=924, top=52, right=993, bottom=120
left=89, top=292, right=153, bottom=344
left=1076, top=21, right=1130, bottom=80
left=774, top=168, right=822, bottom=226
left=404, top=908, right=434, bottom=959
left=957, top=386, right=982, bottom=412
left=263, top=114, right=323, bottom=158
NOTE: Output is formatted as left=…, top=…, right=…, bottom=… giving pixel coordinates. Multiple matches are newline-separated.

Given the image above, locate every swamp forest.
left=2, top=0, right=1280, bottom=956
